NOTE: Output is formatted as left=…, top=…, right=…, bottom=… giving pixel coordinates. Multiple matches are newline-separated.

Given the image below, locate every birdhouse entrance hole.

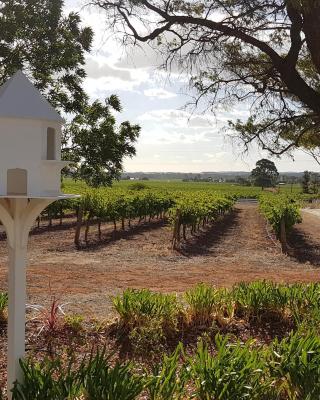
left=47, top=127, right=56, bottom=160
left=7, top=169, right=28, bottom=196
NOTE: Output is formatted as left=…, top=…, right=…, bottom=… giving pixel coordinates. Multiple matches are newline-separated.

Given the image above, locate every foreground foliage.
left=10, top=331, right=320, bottom=400
left=5, top=281, right=320, bottom=399
left=113, top=282, right=320, bottom=338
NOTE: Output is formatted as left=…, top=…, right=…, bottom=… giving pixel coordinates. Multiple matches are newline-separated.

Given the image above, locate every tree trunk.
left=98, top=220, right=102, bottom=240
left=280, top=217, right=288, bottom=253
left=59, top=205, right=63, bottom=226
left=183, top=224, right=187, bottom=240
left=84, top=212, right=93, bottom=243
left=172, top=209, right=181, bottom=249
left=74, top=206, right=83, bottom=247
left=302, top=2, right=320, bottom=75
left=112, top=220, right=117, bottom=239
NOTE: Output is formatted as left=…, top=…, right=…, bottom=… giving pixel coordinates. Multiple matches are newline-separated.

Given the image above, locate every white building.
left=0, top=70, right=68, bottom=198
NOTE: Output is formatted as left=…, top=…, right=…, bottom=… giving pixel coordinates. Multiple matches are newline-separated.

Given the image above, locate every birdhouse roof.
left=0, top=71, right=64, bottom=123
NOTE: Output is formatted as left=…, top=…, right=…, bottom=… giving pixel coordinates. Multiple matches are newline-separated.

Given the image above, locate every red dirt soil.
left=0, top=203, right=319, bottom=317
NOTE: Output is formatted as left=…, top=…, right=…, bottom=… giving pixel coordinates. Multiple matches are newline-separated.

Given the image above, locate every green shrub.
left=129, top=321, right=166, bottom=357
left=128, top=182, right=149, bottom=191
left=269, top=331, right=320, bottom=399
left=147, top=343, right=187, bottom=400
left=214, top=288, right=235, bottom=325
left=190, top=335, right=274, bottom=400
left=12, top=349, right=144, bottom=400
left=113, top=289, right=180, bottom=334
left=12, top=282, right=320, bottom=400
left=286, top=283, right=320, bottom=325
left=11, top=357, right=82, bottom=399
left=185, top=283, right=217, bottom=327
left=64, top=314, right=84, bottom=332
left=11, top=330, right=320, bottom=400
left=232, top=281, right=289, bottom=321
left=82, top=349, right=144, bottom=400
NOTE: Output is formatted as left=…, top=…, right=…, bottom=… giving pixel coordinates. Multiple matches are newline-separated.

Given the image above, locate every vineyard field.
left=63, top=178, right=302, bottom=196
left=0, top=201, right=319, bottom=317
left=0, top=180, right=320, bottom=396
left=54, top=179, right=308, bottom=249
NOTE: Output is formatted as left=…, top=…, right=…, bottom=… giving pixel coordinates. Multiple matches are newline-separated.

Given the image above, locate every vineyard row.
left=39, top=189, right=236, bottom=247
left=259, top=193, right=302, bottom=252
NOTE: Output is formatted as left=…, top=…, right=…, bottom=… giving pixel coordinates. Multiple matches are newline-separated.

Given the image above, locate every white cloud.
left=83, top=67, right=150, bottom=97
left=85, top=57, right=134, bottom=81
left=138, top=109, right=216, bottom=128
left=144, top=88, right=177, bottom=99
left=191, top=159, right=203, bottom=164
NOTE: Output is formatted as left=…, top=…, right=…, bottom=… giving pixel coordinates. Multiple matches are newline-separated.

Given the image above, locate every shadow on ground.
left=77, top=219, right=168, bottom=252
left=176, top=209, right=241, bottom=257
left=0, top=217, right=78, bottom=242
left=289, top=227, right=320, bottom=266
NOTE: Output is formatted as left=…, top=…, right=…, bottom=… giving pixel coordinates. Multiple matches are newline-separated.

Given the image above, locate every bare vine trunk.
left=74, top=206, right=83, bottom=247
left=172, top=209, right=181, bottom=249
left=280, top=217, right=289, bottom=253
left=84, top=212, right=93, bottom=243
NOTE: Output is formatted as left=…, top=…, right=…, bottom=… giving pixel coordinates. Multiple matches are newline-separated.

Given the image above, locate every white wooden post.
left=0, top=198, right=53, bottom=399
left=7, top=199, right=28, bottom=395
left=7, top=242, right=27, bottom=398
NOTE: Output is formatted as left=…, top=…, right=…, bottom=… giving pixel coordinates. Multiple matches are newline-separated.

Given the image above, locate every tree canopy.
left=0, top=1, right=141, bottom=187
left=0, top=0, right=93, bottom=114
left=92, top=0, right=320, bottom=159
left=63, top=96, right=141, bottom=187
left=251, top=159, right=279, bottom=188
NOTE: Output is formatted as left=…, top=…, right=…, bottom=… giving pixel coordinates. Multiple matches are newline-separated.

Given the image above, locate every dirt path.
left=0, top=204, right=319, bottom=317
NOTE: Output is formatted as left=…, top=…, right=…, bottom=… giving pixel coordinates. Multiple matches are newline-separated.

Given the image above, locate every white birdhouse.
left=0, top=70, right=68, bottom=198
left=0, top=71, right=79, bottom=399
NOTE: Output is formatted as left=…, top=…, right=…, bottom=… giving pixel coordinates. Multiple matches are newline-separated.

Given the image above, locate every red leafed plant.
left=28, top=295, right=68, bottom=336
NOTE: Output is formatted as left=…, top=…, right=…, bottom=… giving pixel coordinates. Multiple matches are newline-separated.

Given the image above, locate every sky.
left=64, top=0, right=320, bottom=173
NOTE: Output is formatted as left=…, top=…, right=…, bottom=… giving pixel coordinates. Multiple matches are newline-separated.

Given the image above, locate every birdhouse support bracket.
left=0, top=198, right=54, bottom=399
